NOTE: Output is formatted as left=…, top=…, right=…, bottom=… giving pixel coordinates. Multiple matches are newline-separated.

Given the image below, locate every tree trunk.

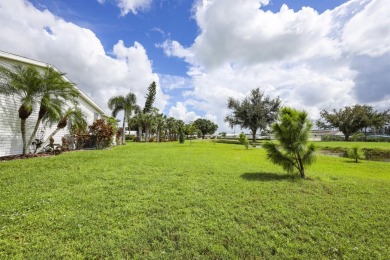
left=122, top=116, right=126, bottom=145
left=21, top=119, right=27, bottom=155
left=145, top=126, right=149, bottom=142
left=251, top=129, right=257, bottom=143
left=27, top=118, right=43, bottom=152
left=157, top=127, right=161, bottom=142
left=297, top=153, right=305, bottom=178
left=138, top=125, right=142, bottom=142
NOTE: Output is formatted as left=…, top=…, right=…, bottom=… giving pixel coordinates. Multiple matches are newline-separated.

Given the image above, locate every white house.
left=0, top=50, right=105, bottom=156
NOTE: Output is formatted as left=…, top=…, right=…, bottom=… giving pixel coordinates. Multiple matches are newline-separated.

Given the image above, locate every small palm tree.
left=0, top=65, right=43, bottom=154
left=27, top=67, right=79, bottom=151
left=263, top=107, right=316, bottom=178
left=347, top=146, right=364, bottom=163
left=0, top=65, right=79, bottom=154
left=36, top=107, right=86, bottom=153
left=108, top=92, right=137, bottom=145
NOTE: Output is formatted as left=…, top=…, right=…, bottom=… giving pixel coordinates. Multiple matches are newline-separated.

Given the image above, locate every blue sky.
left=28, top=0, right=348, bottom=76
left=0, top=0, right=389, bottom=131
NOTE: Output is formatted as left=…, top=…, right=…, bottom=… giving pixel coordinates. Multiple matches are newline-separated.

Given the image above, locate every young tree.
left=108, top=92, right=137, bottom=145
left=347, top=146, right=364, bottom=163
left=225, top=88, right=281, bottom=143
left=176, top=120, right=185, bottom=144
left=194, top=118, right=218, bottom=139
left=263, top=107, right=316, bottom=178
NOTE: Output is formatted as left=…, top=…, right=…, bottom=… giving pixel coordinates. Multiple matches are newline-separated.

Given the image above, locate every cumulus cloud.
left=168, top=102, right=199, bottom=122
left=97, top=0, right=152, bottom=15
left=161, top=0, right=390, bottom=131
left=342, top=0, right=390, bottom=57
left=159, top=74, right=194, bottom=91
left=0, top=0, right=168, bottom=114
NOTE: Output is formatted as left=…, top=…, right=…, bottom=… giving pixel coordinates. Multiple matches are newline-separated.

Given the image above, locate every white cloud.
left=97, top=0, right=152, bottom=15
left=168, top=102, right=199, bottom=122
left=0, top=0, right=169, bottom=115
left=342, top=0, right=390, bottom=57
left=189, top=0, right=338, bottom=69
left=159, top=74, right=194, bottom=91
left=161, top=0, right=390, bottom=132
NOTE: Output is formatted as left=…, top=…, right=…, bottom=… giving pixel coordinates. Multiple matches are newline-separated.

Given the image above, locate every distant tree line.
left=108, top=82, right=218, bottom=144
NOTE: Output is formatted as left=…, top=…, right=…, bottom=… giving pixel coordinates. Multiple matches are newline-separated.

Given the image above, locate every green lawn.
left=0, top=141, right=389, bottom=259
left=312, top=141, right=390, bottom=150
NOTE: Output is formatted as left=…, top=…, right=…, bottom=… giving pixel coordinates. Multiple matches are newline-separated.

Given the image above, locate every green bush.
left=347, top=146, right=365, bottom=163
left=321, top=135, right=344, bottom=141
left=238, top=132, right=249, bottom=149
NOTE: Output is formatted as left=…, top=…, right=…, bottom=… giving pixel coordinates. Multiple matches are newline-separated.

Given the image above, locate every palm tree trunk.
left=138, top=125, right=142, bottom=141
left=145, top=126, right=149, bottom=142
left=35, top=127, right=61, bottom=153
left=21, top=119, right=28, bottom=155
left=122, top=116, right=126, bottom=145
left=27, top=118, right=43, bottom=153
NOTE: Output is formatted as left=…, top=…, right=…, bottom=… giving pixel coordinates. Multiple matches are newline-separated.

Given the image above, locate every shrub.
left=321, top=135, right=344, bottom=141
left=347, top=146, right=365, bottom=163
left=89, top=119, right=115, bottom=149
left=238, top=132, right=249, bottom=149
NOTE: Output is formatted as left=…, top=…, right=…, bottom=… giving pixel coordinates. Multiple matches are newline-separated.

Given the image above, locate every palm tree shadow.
left=241, top=172, right=294, bottom=182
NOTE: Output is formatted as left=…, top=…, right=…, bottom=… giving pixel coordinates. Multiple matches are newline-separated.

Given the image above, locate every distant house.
left=0, top=50, right=105, bottom=156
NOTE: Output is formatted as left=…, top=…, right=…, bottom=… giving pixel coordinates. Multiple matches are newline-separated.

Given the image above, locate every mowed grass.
left=312, top=141, right=390, bottom=150
left=0, top=141, right=389, bottom=259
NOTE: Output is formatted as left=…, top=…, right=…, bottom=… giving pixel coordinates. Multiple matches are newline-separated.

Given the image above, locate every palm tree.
left=176, top=120, right=185, bottom=143
left=143, top=113, right=155, bottom=142
left=0, top=65, right=79, bottom=154
left=27, top=67, right=79, bottom=152
left=36, top=107, right=86, bottom=153
left=155, top=113, right=166, bottom=142
left=0, top=65, right=44, bottom=154
left=108, top=92, right=137, bottom=145
left=166, top=117, right=176, bottom=141
left=263, top=107, right=316, bottom=178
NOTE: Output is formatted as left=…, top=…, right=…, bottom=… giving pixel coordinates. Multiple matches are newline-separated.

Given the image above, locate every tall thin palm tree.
left=0, top=65, right=43, bottom=154
left=108, top=92, right=137, bottom=145
left=36, top=107, right=86, bottom=153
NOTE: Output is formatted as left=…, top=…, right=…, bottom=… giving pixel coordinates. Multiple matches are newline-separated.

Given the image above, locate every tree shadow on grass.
left=241, top=172, right=294, bottom=182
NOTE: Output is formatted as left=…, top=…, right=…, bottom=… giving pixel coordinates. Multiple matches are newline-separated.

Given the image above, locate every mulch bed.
left=0, top=151, right=62, bottom=162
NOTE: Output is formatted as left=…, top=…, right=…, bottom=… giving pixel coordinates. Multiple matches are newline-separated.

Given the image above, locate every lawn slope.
left=0, top=141, right=389, bottom=258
